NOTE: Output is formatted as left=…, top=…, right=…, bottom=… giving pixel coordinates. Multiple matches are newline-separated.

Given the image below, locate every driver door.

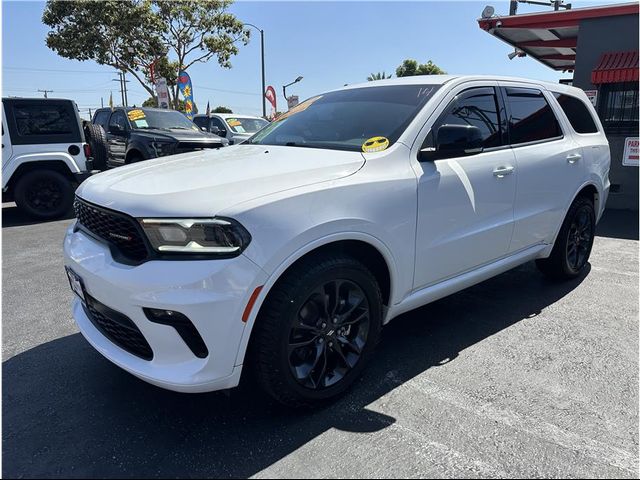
left=413, top=85, right=517, bottom=289
left=106, top=110, right=129, bottom=166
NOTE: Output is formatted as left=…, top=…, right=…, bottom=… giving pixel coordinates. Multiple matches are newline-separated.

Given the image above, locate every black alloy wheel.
left=566, top=205, right=593, bottom=273
left=288, top=279, right=370, bottom=390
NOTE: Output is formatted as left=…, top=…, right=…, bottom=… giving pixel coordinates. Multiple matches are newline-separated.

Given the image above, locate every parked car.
left=91, top=107, right=228, bottom=168
left=193, top=113, right=269, bottom=145
left=64, top=75, right=610, bottom=408
left=2, top=97, right=95, bottom=219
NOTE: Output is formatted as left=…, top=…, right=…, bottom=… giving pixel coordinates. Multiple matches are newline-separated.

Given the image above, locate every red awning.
left=592, top=51, right=639, bottom=84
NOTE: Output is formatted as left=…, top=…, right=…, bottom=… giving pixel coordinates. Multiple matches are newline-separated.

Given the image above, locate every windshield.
left=127, top=109, right=199, bottom=131
left=225, top=117, right=269, bottom=134
left=246, top=84, right=440, bottom=152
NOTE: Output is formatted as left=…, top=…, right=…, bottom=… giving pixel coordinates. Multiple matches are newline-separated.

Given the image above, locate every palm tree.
left=367, top=71, right=392, bottom=81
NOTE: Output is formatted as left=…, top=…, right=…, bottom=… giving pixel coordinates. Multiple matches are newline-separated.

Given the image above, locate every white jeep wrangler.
left=2, top=97, right=95, bottom=219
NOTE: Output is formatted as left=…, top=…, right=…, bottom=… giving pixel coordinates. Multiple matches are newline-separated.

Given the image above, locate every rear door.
left=502, top=84, right=586, bottom=252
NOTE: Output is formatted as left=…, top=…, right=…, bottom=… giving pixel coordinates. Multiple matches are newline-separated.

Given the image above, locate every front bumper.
left=63, top=223, right=267, bottom=392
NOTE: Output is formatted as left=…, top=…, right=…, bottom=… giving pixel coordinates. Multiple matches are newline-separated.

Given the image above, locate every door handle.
left=567, top=153, right=582, bottom=164
left=493, top=166, right=514, bottom=178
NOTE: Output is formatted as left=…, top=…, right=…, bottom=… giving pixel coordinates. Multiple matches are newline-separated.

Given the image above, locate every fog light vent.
left=144, top=308, right=209, bottom=358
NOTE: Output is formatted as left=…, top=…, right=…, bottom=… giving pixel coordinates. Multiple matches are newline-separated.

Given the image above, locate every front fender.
left=234, top=230, right=399, bottom=367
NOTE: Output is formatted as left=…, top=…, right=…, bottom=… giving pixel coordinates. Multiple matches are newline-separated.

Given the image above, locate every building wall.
left=574, top=14, right=639, bottom=211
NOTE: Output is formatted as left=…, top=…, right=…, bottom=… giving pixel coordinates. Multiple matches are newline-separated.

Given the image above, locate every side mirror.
left=200, top=126, right=208, bottom=132
left=210, top=126, right=227, bottom=137
left=434, top=124, right=483, bottom=159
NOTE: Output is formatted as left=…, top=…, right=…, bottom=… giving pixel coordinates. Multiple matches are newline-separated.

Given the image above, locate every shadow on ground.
left=1, top=203, right=74, bottom=228
left=596, top=208, right=639, bottom=240
left=3, top=262, right=590, bottom=478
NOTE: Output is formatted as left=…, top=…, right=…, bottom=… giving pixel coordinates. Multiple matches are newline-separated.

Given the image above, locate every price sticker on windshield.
left=362, top=136, right=389, bottom=153
left=127, top=109, right=146, bottom=122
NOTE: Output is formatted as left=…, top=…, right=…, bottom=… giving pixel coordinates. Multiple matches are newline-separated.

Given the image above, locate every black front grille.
left=83, top=294, right=153, bottom=360
left=74, top=198, right=149, bottom=263
left=175, top=141, right=223, bottom=154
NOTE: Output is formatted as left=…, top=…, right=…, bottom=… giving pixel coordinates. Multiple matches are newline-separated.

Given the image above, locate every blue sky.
left=2, top=0, right=628, bottom=119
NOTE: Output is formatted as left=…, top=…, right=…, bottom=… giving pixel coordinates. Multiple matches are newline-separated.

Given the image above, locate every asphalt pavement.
left=2, top=203, right=638, bottom=478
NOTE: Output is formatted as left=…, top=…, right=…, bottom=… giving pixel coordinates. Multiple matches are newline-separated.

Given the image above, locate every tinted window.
left=193, top=117, right=208, bottom=129
left=94, top=111, right=111, bottom=130
left=553, top=93, right=598, bottom=134
left=109, top=111, right=128, bottom=131
left=211, top=117, right=226, bottom=132
left=247, top=84, right=441, bottom=152
left=435, top=87, right=502, bottom=149
left=506, top=88, right=562, bottom=144
left=13, top=104, right=72, bottom=136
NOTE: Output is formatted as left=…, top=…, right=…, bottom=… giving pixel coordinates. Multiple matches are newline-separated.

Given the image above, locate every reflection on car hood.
left=131, top=128, right=225, bottom=143
left=76, top=144, right=365, bottom=217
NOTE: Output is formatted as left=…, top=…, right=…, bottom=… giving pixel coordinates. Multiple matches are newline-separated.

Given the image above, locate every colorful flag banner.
left=177, top=70, right=196, bottom=120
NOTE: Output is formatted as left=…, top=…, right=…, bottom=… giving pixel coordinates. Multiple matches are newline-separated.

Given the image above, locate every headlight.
left=151, top=141, right=175, bottom=157
left=140, top=218, right=251, bottom=256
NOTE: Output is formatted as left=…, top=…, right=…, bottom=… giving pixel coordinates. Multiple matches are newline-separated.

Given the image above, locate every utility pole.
left=113, top=72, right=125, bottom=106
left=38, top=89, right=53, bottom=98
left=101, top=97, right=104, bottom=108
left=122, top=71, right=129, bottom=107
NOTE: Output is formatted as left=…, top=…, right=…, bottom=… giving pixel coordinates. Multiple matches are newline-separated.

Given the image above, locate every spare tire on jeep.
left=84, top=122, right=108, bottom=171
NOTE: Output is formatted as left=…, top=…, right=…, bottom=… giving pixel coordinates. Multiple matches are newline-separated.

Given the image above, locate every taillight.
left=83, top=143, right=92, bottom=159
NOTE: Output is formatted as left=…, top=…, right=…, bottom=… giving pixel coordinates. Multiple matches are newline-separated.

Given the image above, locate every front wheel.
left=250, top=253, right=383, bottom=408
left=536, top=196, right=595, bottom=280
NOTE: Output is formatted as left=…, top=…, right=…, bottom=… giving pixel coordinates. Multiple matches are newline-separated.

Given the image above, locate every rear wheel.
left=250, top=253, right=383, bottom=408
left=536, top=196, right=595, bottom=280
left=14, top=169, right=74, bottom=220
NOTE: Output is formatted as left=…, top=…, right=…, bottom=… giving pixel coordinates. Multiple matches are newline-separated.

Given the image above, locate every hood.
left=76, top=144, right=365, bottom=217
left=131, top=128, right=224, bottom=143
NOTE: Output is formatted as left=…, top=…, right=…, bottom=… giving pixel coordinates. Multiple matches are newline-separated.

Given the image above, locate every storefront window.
left=599, top=82, right=639, bottom=135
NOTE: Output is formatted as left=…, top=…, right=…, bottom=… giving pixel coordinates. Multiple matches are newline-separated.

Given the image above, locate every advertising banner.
left=177, top=70, right=196, bottom=120
left=155, top=77, right=170, bottom=109
left=265, top=86, right=277, bottom=118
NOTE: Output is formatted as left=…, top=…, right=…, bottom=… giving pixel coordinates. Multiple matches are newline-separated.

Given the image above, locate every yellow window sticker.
left=227, top=119, right=242, bottom=127
left=362, top=136, right=389, bottom=153
left=127, top=109, right=146, bottom=122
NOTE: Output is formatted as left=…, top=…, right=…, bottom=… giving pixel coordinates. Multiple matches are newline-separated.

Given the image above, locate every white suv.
left=63, top=76, right=610, bottom=407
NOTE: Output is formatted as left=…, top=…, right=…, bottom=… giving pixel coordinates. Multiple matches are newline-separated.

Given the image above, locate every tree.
left=213, top=106, right=233, bottom=113
left=152, top=1, right=249, bottom=108
left=43, top=0, right=249, bottom=108
left=367, top=71, right=392, bottom=81
left=395, top=59, right=446, bottom=77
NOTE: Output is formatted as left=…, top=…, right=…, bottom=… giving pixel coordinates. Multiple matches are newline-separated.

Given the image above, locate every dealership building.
left=479, top=2, right=639, bottom=210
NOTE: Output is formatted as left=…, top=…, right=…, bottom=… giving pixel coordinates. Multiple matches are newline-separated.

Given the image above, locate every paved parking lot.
left=2, top=203, right=638, bottom=478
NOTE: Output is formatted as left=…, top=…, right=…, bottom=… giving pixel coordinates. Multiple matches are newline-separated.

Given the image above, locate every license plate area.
left=65, top=266, right=86, bottom=303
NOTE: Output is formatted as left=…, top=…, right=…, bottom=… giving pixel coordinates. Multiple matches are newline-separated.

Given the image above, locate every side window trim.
left=500, top=86, right=564, bottom=149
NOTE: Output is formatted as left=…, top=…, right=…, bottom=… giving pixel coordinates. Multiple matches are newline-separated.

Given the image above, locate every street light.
left=283, top=76, right=303, bottom=105
left=244, top=23, right=266, bottom=118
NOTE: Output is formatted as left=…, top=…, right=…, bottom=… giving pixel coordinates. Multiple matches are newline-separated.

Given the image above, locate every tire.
left=13, top=169, right=74, bottom=220
left=250, top=253, right=383, bottom=408
left=83, top=123, right=108, bottom=171
left=536, top=195, right=595, bottom=280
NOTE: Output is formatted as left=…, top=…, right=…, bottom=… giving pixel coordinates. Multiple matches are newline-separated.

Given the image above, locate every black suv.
left=91, top=107, right=228, bottom=168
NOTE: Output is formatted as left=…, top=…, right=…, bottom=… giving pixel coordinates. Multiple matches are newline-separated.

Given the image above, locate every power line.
left=4, top=66, right=112, bottom=74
